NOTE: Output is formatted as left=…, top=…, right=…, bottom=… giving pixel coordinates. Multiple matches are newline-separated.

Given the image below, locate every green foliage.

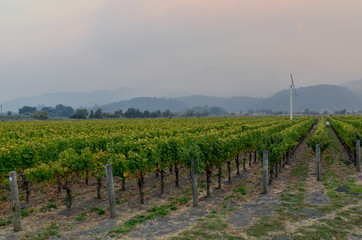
left=69, top=109, right=88, bottom=119
left=20, top=208, right=29, bottom=217
left=233, top=184, right=247, bottom=195
left=307, top=116, right=330, bottom=152
left=91, top=207, right=106, bottom=215
left=33, top=111, right=50, bottom=120
left=75, top=212, right=87, bottom=221
left=328, top=116, right=361, bottom=151
left=1, top=116, right=321, bottom=200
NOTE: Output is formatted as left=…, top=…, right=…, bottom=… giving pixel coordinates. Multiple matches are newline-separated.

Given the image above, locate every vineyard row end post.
left=356, top=140, right=360, bottom=172
left=262, top=151, right=268, bottom=194
left=191, top=157, right=198, bottom=207
left=316, top=144, right=321, bottom=181
left=105, top=164, right=117, bottom=218
left=9, top=171, right=21, bottom=231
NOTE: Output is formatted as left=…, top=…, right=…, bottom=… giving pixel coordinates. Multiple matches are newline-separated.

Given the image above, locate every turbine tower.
left=290, top=74, right=297, bottom=120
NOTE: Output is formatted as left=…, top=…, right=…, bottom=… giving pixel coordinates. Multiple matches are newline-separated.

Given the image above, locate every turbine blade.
left=290, top=73, right=297, bottom=96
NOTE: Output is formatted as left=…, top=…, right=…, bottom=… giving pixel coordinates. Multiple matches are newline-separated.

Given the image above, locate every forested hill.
left=2, top=84, right=362, bottom=113
left=98, top=84, right=362, bottom=113
left=258, top=84, right=362, bottom=112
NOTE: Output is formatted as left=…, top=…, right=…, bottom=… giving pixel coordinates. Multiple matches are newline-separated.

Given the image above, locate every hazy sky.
left=1, top=0, right=362, bottom=102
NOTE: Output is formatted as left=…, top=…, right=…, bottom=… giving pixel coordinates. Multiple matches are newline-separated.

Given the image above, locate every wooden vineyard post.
left=316, top=144, right=321, bottom=181
left=356, top=140, right=360, bottom=172
left=105, top=164, right=117, bottom=218
left=191, top=157, right=198, bottom=207
left=262, top=151, right=268, bottom=194
left=9, top=171, right=21, bottom=231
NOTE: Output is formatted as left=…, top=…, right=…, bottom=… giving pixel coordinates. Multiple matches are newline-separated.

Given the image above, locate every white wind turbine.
left=290, top=74, right=297, bottom=120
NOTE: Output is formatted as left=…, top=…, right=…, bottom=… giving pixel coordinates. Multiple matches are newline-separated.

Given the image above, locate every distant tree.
left=273, top=111, right=283, bottom=115
left=183, top=110, right=195, bottom=117
left=247, top=109, right=254, bottom=115
left=41, top=104, right=74, bottom=117
left=162, top=109, right=173, bottom=118
left=303, top=108, right=312, bottom=114
left=113, top=109, right=124, bottom=118
left=200, top=110, right=209, bottom=116
left=125, top=108, right=137, bottom=118
left=33, top=111, right=49, bottom=120
left=94, top=108, right=104, bottom=119
left=41, top=106, right=55, bottom=116
left=143, top=110, right=150, bottom=118
left=54, top=104, right=74, bottom=117
left=19, top=106, right=36, bottom=114
left=209, top=106, right=225, bottom=115
left=150, top=110, right=161, bottom=118
left=135, top=109, right=143, bottom=118
left=69, top=109, right=88, bottom=119
left=322, top=110, right=329, bottom=115
left=89, top=110, right=94, bottom=119
left=7, top=111, right=11, bottom=116
left=334, top=109, right=347, bottom=115
left=103, top=112, right=116, bottom=118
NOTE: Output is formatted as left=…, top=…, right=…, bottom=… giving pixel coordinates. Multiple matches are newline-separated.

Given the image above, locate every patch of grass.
left=293, top=224, right=349, bottom=240
left=147, top=204, right=169, bottom=217
left=246, top=216, right=285, bottom=237
left=91, top=207, right=106, bottom=215
left=198, top=182, right=206, bottom=190
left=344, top=182, right=362, bottom=194
left=75, top=212, right=87, bottom=221
left=202, top=219, right=227, bottom=231
left=181, top=187, right=192, bottom=195
left=0, top=216, right=12, bottom=226
left=24, top=222, right=60, bottom=240
left=169, top=195, right=191, bottom=206
left=112, top=214, right=155, bottom=234
left=40, top=199, right=58, bottom=212
left=111, top=203, right=173, bottom=235
left=233, top=184, right=247, bottom=195
left=172, top=216, right=239, bottom=240
left=20, top=208, right=29, bottom=217
left=291, top=159, right=308, bottom=180
left=280, top=192, right=305, bottom=211
left=172, top=231, right=244, bottom=240
left=169, top=204, right=177, bottom=211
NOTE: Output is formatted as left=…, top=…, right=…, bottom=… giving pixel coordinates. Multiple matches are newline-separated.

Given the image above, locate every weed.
left=75, top=212, right=87, bottom=221
left=91, top=207, right=106, bottom=215
left=233, top=184, right=247, bottom=195
left=20, top=208, right=29, bottom=217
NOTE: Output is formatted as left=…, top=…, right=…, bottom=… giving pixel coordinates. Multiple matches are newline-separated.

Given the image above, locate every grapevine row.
left=0, top=116, right=317, bottom=208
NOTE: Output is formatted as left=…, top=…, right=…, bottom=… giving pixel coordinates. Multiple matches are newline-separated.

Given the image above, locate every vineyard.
left=0, top=115, right=361, bottom=240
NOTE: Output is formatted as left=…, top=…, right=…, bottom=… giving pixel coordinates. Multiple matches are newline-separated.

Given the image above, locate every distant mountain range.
left=2, top=80, right=362, bottom=113
left=1, top=87, right=143, bottom=113
left=97, top=84, right=362, bottom=113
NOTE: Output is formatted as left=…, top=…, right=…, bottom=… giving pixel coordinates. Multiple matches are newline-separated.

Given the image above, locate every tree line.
left=14, top=105, right=230, bottom=120
left=3, top=105, right=355, bottom=121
